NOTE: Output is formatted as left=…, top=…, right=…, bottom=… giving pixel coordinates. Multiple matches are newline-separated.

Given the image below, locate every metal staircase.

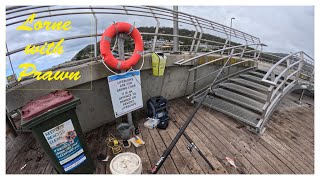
left=194, top=69, right=283, bottom=133
left=176, top=47, right=314, bottom=134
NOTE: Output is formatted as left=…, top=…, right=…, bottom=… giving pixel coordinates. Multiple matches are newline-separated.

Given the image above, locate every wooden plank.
left=265, top=100, right=314, bottom=168
left=164, top=119, right=205, bottom=174
left=33, top=146, right=50, bottom=174
left=277, top=100, right=314, bottom=132
left=94, top=125, right=108, bottom=174
left=192, top=113, right=278, bottom=174
left=157, top=126, right=192, bottom=174
left=6, top=133, right=32, bottom=168
left=197, top=105, right=293, bottom=174
left=139, top=120, right=166, bottom=174
left=268, top=116, right=314, bottom=152
left=135, top=118, right=153, bottom=174
left=271, top=107, right=314, bottom=142
left=267, top=122, right=314, bottom=163
left=210, top=109, right=302, bottom=174
left=262, top=133, right=313, bottom=173
left=148, top=127, right=179, bottom=174
left=105, top=122, right=118, bottom=174
left=24, top=139, right=44, bottom=174
left=6, top=136, right=13, bottom=150
left=6, top=134, right=35, bottom=174
left=10, top=137, right=37, bottom=174
left=170, top=106, right=234, bottom=174
left=173, top=99, right=274, bottom=174
left=170, top=102, right=241, bottom=173
left=43, top=163, right=55, bottom=174
left=170, top=101, right=231, bottom=174
left=260, top=133, right=311, bottom=173
left=86, top=126, right=100, bottom=174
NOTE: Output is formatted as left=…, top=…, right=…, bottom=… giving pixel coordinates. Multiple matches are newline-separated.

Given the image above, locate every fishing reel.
left=186, top=142, right=196, bottom=152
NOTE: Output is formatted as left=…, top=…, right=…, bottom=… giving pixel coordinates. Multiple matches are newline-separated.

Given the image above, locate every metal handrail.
left=261, top=51, right=313, bottom=85
left=187, top=57, right=255, bottom=86
left=6, top=6, right=259, bottom=42
left=189, top=49, right=257, bottom=71
left=175, top=43, right=264, bottom=99
left=5, top=5, right=263, bottom=83
left=6, top=32, right=229, bottom=56
left=175, top=43, right=264, bottom=65
left=258, top=51, right=314, bottom=131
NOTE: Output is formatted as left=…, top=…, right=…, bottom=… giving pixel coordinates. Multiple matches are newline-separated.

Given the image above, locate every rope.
left=105, top=135, right=123, bottom=155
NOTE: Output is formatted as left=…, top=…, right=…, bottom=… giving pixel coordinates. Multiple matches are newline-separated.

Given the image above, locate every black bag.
left=146, top=96, right=169, bottom=129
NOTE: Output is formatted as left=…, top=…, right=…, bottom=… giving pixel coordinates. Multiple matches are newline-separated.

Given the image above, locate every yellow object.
left=113, top=139, right=119, bottom=146
left=152, top=52, right=167, bottom=76
left=106, top=135, right=122, bottom=155
left=129, top=136, right=145, bottom=147
left=136, top=139, right=142, bottom=144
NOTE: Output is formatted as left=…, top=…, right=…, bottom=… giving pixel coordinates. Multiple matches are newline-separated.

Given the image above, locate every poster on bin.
left=108, top=70, right=143, bottom=118
left=43, top=119, right=87, bottom=172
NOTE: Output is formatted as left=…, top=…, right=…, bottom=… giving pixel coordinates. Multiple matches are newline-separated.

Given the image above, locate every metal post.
left=149, top=7, right=160, bottom=52
left=118, top=33, right=134, bottom=128
left=296, top=51, right=304, bottom=80
left=298, top=89, right=305, bottom=105
left=221, top=39, right=229, bottom=55
left=189, top=16, right=198, bottom=53
left=90, top=6, right=97, bottom=59
left=6, top=43, right=17, bottom=82
left=173, top=6, right=179, bottom=52
left=229, top=17, right=235, bottom=54
left=194, top=19, right=203, bottom=52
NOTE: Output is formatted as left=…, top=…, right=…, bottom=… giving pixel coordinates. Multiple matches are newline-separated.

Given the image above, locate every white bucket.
left=110, top=152, right=142, bottom=174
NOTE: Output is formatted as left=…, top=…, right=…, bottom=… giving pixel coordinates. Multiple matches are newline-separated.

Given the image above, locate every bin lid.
left=20, top=90, right=81, bottom=129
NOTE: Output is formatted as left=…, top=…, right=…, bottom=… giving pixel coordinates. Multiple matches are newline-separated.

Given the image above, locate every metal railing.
left=6, top=6, right=261, bottom=84
left=259, top=51, right=314, bottom=130
left=175, top=43, right=265, bottom=99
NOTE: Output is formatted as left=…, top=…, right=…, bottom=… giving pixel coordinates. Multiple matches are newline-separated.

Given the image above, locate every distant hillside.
left=71, top=26, right=283, bottom=62
left=71, top=26, right=243, bottom=60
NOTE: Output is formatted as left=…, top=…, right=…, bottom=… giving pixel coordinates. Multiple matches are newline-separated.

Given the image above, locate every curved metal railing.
left=6, top=5, right=262, bottom=88
left=259, top=51, right=314, bottom=131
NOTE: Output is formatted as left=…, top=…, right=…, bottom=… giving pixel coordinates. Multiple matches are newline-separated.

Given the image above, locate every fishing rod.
left=173, top=120, right=214, bottom=170
left=150, top=88, right=210, bottom=174
left=150, top=49, right=235, bottom=174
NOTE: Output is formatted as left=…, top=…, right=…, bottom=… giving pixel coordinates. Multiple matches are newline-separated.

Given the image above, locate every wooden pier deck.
left=6, top=92, right=314, bottom=174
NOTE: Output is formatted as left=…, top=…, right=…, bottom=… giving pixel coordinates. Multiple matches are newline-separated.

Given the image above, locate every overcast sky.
left=5, top=5, right=314, bottom=77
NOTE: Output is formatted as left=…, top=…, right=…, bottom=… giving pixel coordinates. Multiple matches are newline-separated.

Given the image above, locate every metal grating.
left=194, top=95, right=260, bottom=127
left=229, top=77, right=269, bottom=92
left=213, top=88, right=264, bottom=113
left=219, top=83, right=267, bottom=102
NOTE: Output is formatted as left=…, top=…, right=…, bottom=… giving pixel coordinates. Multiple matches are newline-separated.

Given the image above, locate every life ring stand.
left=100, top=22, right=144, bottom=71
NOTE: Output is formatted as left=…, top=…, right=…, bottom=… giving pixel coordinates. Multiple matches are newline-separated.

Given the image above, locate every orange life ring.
left=100, top=22, right=144, bottom=70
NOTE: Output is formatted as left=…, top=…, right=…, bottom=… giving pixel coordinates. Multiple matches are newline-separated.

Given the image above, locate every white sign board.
left=108, top=70, right=143, bottom=118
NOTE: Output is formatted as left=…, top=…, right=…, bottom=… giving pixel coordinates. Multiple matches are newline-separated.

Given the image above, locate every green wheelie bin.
left=20, top=90, right=95, bottom=174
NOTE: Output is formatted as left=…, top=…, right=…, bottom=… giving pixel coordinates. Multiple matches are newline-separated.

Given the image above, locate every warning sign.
left=108, top=70, right=143, bottom=118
